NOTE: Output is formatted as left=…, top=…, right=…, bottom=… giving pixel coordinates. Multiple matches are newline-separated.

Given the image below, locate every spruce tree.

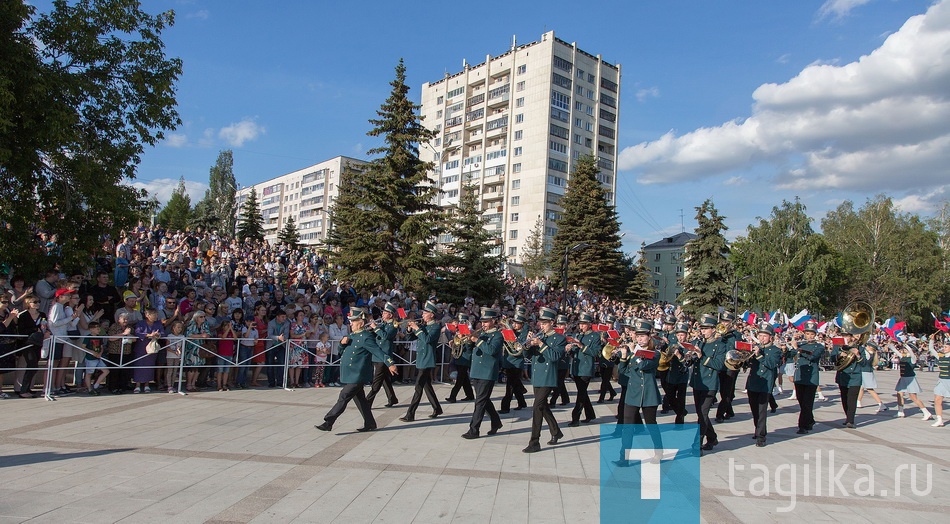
left=678, top=199, right=733, bottom=315
left=521, top=216, right=550, bottom=280
left=190, top=191, right=219, bottom=231
left=278, top=216, right=300, bottom=250
left=236, top=187, right=265, bottom=242
left=156, top=177, right=192, bottom=230
left=622, top=243, right=654, bottom=305
left=551, top=154, right=626, bottom=296
left=432, top=183, right=505, bottom=305
left=208, top=150, right=237, bottom=235
left=326, top=60, right=441, bottom=289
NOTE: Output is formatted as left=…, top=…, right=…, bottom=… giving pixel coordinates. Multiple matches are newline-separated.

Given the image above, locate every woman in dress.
left=894, top=342, right=934, bottom=421
left=132, top=308, right=164, bottom=393
left=287, top=309, right=311, bottom=388
left=184, top=311, right=211, bottom=391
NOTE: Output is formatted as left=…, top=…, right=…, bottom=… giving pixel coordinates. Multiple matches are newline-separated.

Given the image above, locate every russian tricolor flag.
left=741, top=310, right=756, bottom=326
left=788, top=309, right=812, bottom=331
left=881, top=317, right=906, bottom=341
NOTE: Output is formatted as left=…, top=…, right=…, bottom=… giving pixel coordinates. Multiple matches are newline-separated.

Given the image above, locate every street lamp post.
left=561, top=242, right=591, bottom=311
left=733, top=275, right=753, bottom=312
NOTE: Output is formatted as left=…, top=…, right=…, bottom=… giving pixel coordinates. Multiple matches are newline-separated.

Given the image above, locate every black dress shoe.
left=724, top=413, right=734, bottom=419
left=461, top=431, right=479, bottom=439
left=660, top=409, right=670, bottom=415
left=701, top=442, right=715, bottom=451
left=385, top=402, right=398, bottom=407
left=444, top=397, right=457, bottom=403
left=515, top=405, right=527, bottom=410
left=428, top=411, right=443, bottom=419
left=499, top=409, right=510, bottom=414
left=796, top=428, right=809, bottom=434
left=315, top=422, right=333, bottom=431
left=357, top=426, right=377, bottom=432
left=522, top=443, right=541, bottom=453
left=770, top=408, right=777, bottom=414
left=399, top=416, right=414, bottom=422
left=582, top=417, right=595, bottom=423
left=487, top=423, right=503, bottom=435
left=461, top=397, right=475, bottom=402
left=845, top=423, right=855, bottom=429
left=596, top=399, right=605, bottom=404
left=755, top=440, right=766, bottom=447
left=547, top=432, right=564, bottom=445
left=567, top=421, right=580, bottom=427
left=714, top=417, right=725, bottom=423
left=559, top=402, right=569, bottom=406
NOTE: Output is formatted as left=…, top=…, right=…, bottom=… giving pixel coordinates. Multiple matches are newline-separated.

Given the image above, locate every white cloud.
left=219, top=118, right=265, bottom=147
left=131, top=178, right=208, bottom=205
left=620, top=0, right=950, bottom=209
left=164, top=133, right=188, bottom=148
left=185, top=10, right=209, bottom=20
left=817, top=0, right=873, bottom=20
left=776, top=53, right=792, bottom=65
left=636, top=87, right=660, bottom=102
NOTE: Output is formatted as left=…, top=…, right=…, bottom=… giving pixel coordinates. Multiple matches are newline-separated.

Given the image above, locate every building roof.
left=644, top=232, right=697, bottom=250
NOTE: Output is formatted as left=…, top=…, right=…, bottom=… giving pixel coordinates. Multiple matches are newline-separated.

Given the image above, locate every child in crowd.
left=165, top=320, right=185, bottom=393
left=313, top=331, right=330, bottom=388
left=82, top=322, right=109, bottom=395
left=216, top=317, right=236, bottom=391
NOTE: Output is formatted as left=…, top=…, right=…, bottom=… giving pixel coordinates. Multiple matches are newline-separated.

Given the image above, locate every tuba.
left=450, top=332, right=465, bottom=359
left=840, top=301, right=875, bottom=345
left=725, top=347, right=755, bottom=371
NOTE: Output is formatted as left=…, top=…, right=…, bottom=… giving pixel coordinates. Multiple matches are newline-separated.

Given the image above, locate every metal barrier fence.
left=0, top=333, right=440, bottom=401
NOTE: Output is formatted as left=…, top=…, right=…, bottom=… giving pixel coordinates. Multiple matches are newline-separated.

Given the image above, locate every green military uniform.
left=571, top=331, right=600, bottom=378
left=620, top=348, right=661, bottom=407
left=339, top=329, right=394, bottom=384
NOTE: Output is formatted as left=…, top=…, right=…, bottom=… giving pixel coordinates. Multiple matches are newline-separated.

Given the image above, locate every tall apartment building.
left=418, top=31, right=621, bottom=265
left=235, top=156, right=368, bottom=246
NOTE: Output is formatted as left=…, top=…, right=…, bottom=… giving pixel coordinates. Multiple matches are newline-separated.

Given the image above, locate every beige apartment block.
left=419, top=30, right=620, bottom=267
left=235, top=156, right=369, bottom=246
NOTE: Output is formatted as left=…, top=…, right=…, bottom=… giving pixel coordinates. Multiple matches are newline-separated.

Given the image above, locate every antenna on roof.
left=511, top=35, right=517, bottom=51
left=679, top=209, right=685, bottom=232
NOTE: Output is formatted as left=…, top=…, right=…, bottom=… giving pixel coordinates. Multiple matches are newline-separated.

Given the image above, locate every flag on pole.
left=741, top=310, right=757, bottom=326
left=788, top=309, right=812, bottom=331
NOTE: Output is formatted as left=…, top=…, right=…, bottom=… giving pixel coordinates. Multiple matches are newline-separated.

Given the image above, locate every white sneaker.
left=932, top=418, right=945, bottom=427
left=922, top=411, right=933, bottom=421
left=878, top=404, right=889, bottom=412
left=857, top=401, right=863, bottom=408
left=789, top=395, right=797, bottom=401
left=896, top=411, right=905, bottom=418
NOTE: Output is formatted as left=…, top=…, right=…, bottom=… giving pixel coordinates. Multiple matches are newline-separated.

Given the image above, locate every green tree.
left=431, top=183, right=505, bottom=305
left=326, top=60, right=441, bottom=289
left=236, top=187, right=264, bottom=242
left=0, top=0, right=181, bottom=276
left=278, top=216, right=300, bottom=250
left=550, top=154, right=626, bottom=296
left=208, top=150, right=237, bottom=235
left=731, top=198, right=843, bottom=316
left=189, top=191, right=219, bottom=232
left=156, top=177, right=192, bottom=231
left=521, top=216, right=550, bottom=280
left=622, top=243, right=654, bottom=305
left=822, top=194, right=945, bottom=329
left=678, top=199, right=732, bottom=315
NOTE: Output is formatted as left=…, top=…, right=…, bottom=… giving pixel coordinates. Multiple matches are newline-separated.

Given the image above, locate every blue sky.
left=36, top=0, right=948, bottom=252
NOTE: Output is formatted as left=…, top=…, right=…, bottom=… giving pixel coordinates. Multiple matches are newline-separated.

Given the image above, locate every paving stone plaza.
left=1, top=369, right=947, bottom=523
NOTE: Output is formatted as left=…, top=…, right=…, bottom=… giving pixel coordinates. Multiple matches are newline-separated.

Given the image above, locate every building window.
left=552, top=72, right=572, bottom=90
left=547, top=175, right=565, bottom=187
left=447, top=86, right=465, bottom=98
left=517, top=64, right=527, bottom=75
left=446, top=189, right=459, bottom=198
left=545, top=226, right=557, bottom=237
left=576, top=68, right=585, bottom=80
left=516, top=81, right=525, bottom=91
left=575, top=101, right=584, bottom=111
left=654, top=280, right=660, bottom=287
left=514, top=130, right=523, bottom=141
left=516, top=97, right=524, bottom=107
left=550, top=91, right=570, bottom=110
left=511, top=196, right=520, bottom=206
left=509, top=230, right=518, bottom=240
left=512, top=164, right=521, bottom=174
left=576, top=85, right=584, bottom=96
left=548, top=158, right=568, bottom=173
left=550, top=124, right=569, bottom=140
left=655, top=267, right=661, bottom=274
left=601, top=77, right=618, bottom=93
left=549, top=140, right=568, bottom=155
left=510, top=212, right=519, bottom=222
left=551, top=107, right=569, bottom=123
left=437, top=96, right=444, bottom=104
left=509, top=247, right=518, bottom=257
left=511, top=179, right=520, bottom=188
left=515, top=113, right=524, bottom=124
left=654, top=253, right=661, bottom=261
left=436, top=110, right=443, bottom=118
left=514, top=147, right=522, bottom=156
left=553, top=55, right=573, bottom=73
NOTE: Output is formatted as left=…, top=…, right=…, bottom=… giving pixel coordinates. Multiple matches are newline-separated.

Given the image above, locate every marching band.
left=314, top=297, right=950, bottom=455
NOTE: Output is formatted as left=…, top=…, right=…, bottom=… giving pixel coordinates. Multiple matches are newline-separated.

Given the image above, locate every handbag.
left=146, top=339, right=161, bottom=355
left=199, top=340, right=216, bottom=359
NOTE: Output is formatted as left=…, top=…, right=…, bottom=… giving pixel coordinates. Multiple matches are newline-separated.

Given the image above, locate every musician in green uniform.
left=691, top=313, right=728, bottom=452
left=316, top=307, right=397, bottom=432
left=366, top=302, right=400, bottom=408
left=446, top=313, right=475, bottom=403
left=791, top=320, right=824, bottom=434
left=549, top=314, right=572, bottom=406
left=715, top=311, right=741, bottom=423
left=746, top=322, right=782, bottom=447
left=462, top=308, right=504, bottom=439
left=616, top=318, right=664, bottom=458
left=522, top=307, right=565, bottom=453
left=500, top=309, right=529, bottom=413
left=658, top=315, right=677, bottom=414
left=596, top=314, right=618, bottom=403
left=400, top=301, right=443, bottom=422
left=667, top=321, right=693, bottom=424
left=832, top=331, right=866, bottom=429
left=567, top=312, right=599, bottom=426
